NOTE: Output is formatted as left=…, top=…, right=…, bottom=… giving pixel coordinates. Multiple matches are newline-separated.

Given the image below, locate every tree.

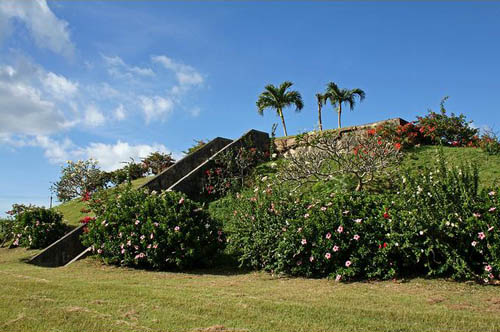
left=279, top=130, right=402, bottom=191
left=142, top=152, right=175, bottom=175
left=315, top=93, right=327, bottom=131
left=325, top=82, right=365, bottom=129
left=256, top=81, right=304, bottom=137
left=51, top=159, right=107, bottom=202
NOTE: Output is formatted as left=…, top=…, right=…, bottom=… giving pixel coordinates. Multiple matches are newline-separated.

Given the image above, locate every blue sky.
left=1, top=1, right=499, bottom=215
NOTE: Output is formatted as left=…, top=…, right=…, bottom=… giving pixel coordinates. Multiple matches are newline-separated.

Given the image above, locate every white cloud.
left=0, top=0, right=75, bottom=57
left=82, top=141, right=170, bottom=171
left=139, top=95, right=174, bottom=123
left=43, top=72, right=78, bottom=99
left=84, top=105, right=106, bottom=127
left=102, top=55, right=155, bottom=79
left=152, top=55, right=204, bottom=88
left=114, top=104, right=126, bottom=121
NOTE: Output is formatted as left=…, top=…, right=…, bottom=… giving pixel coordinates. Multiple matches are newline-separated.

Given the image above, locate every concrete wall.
left=274, top=118, right=408, bottom=153
left=168, top=129, right=270, bottom=199
left=140, top=137, right=232, bottom=192
left=29, top=225, right=87, bottom=267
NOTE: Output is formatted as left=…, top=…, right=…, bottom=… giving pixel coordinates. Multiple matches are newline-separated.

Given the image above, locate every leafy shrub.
left=479, top=130, right=500, bottom=155
left=183, top=139, right=208, bottom=155
left=0, top=217, right=13, bottom=247
left=374, top=121, right=429, bottom=150
left=82, top=185, right=224, bottom=270
left=212, top=157, right=500, bottom=283
left=107, top=159, right=148, bottom=185
left=416, top=97, right=479, bottom=147
left=7, top=204, right=67, bottom=249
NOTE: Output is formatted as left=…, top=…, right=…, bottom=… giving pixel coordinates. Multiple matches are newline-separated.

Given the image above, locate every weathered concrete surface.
left=29, top=225, right=86, bottom=267
left=274, top=118, right=408, bottom=153
left=140, top=137, right=232, bottom=192
left=168, top=129, right=270, bottom=199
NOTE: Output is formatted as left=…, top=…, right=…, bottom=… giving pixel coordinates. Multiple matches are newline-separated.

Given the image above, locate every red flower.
left=394, top=143, right=402, bottom=151
left=383, top=212, right=390, bottom=219
left=367, top=129, right=376, bottom=136
left=79, top=216, right=95, bottom=224
left=205, top=169, right=212, bottom=176
left=82, top=191, right=91, bottom=201
left=383, top=242, right=388, bottom=248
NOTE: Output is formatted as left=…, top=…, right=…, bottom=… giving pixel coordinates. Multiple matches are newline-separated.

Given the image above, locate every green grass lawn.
left=53, top=177, right=153, bottom=227
left=2, top=247, right=500, bottom=332
left=403, top=146, right=500, bottom=189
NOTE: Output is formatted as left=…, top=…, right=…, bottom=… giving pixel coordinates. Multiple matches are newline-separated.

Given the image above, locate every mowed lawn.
left=1, top=248, right=500, bottom=332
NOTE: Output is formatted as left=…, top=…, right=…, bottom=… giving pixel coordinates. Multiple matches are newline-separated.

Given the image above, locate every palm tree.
left=325, top=82, right=365, bottom=129
left=315, top=93, right=327, bottom=131
left=256, top=81, right=304, bottom=137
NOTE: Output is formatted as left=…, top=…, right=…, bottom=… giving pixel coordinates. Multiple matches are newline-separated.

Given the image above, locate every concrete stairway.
left=29, top=130, right=269, bottom=267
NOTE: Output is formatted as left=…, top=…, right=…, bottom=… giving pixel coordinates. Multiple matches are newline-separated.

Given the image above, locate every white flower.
left=419, top=231, right=424, bottom=236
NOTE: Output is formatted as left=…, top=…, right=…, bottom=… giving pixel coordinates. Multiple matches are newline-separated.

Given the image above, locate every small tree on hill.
left=280, top=130, right=402, bottom=191
left=51, top=159, right=107, bottom=202
left=142, top=152, right=175, bottom=175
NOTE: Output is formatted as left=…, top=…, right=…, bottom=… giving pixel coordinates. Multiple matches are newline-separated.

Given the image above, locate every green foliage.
left=52, top=159, right=107, bottom=202
left=256, top=81, right=304, bottom=136
left=0, top=217, right=13, bottom=247
left=82, top=185, right=224, bottom=270
left=479, top=130, right=500, bottom=155
left=142, top=152, right=175, bottom=175
left=212, top=155, right=500, bottom=283
left=183, top=139, right=208, bottom=155
left=416, top=97, right=479, bottom=146
left=107, top=159, right=148, bottom=185
left=7, top=204, right=67, bottom=249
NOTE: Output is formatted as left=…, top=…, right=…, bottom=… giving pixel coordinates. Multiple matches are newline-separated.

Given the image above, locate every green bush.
left=0, top=218, right=14, bottom=247
left=82, top=186, right=224, bottom=270
left=416, top=97, right=479, bottom=147
left=212, top=158, right=500, bottom=283
left=8, top=204, right=67, bottom=249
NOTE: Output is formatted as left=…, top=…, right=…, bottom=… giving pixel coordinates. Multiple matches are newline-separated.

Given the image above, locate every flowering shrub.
left=415, top=97, right=479, bottom=147
left=373, top=122, right=429, bottom=150
left=6, top=204, right=67, bottom=249
left=212, top=158, right=500, bottom=283
left=479, top=130, right=500, bottom=155
left=82, top=185, right=223, bottom=270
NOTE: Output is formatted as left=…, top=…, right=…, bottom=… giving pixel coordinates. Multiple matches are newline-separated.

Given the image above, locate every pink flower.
left=297, top=227, right=302, bottom=233
left=126, top=240, right=131, bottom=246
left=337, top=226, right=343, bottom=233
left=488, top=226, right=495, bottom=232
left=325, top=252, right=331, bottom=260
left=333, top=245, right=339, bottom=252
left=489, top=207, right=496, bottom=212
left=335, top=274, right=342, bottom=282
left=471, top=241, right=477, bottom=247
left=150, top=233, right=154, bottom=239
left=353, top=234, right=360, bottom=241
left=488, top=191, right=496, bottom=196
left=354, top=218, right=362, bottom=223
left=97, top=249, right=103, bottom=254
left=478, top=232, right=486, bottom=240
left=178, top=197, right=185, bottom=204
left=301, top=239, right=307, bottom=245
left=147, top=244, right=152, bottom=249
left=489, top=273, right=495, bottom=279
left=297, top=260, right=302, bottom=266
left=135, top=219, right=140, bottom=225
left=325, top=232, right=332, bottom=239
left=345, top=260, right=352, bottom=267
left=140, top=235, right=145, bottom=241
left=174, top=226, right=180, bottom=232
left=321, top=206, right=327, bottom=211
left=304, top=213, right=310, bottom=219
left=153, top=243, right=158, bottom=249
left=309, top=256, right=315, bottom=262
left=121, top=249, right=125, bottom=254
left=485, top=265, right=493, bottom=272
left=473, top=213, right=481, bottom=218
left=153, top=222, right=159, bottom=227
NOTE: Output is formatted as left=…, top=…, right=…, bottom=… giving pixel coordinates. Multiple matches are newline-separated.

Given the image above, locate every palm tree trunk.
left=337, top=103, right=342, bottom=129
left=318, top=104, right=323, bottom=131
left=279, top=108, right=288, bottom=136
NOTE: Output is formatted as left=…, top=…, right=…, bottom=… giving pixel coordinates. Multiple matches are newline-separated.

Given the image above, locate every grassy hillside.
left=54, top=177, right=152, bottom=227
left=403, top=146, right=500, bottom=189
